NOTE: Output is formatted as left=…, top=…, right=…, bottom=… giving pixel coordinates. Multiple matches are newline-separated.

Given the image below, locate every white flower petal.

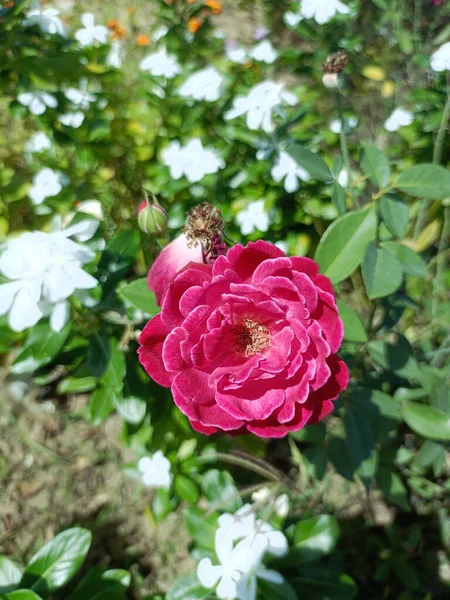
left=197, top=558, right=222, bottom=588
left=50, top=300, right=69, bottom=332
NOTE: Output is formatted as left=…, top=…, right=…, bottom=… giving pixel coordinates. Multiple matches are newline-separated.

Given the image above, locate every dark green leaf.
left=100, top=341, right=126, bottom=389
left=380, top=194, right=409, bottom=238
left=336, top=300, right=368, bottom=343
left=21, top=528, right=92, bottom=593
left=88, top=334, right=111, bottom=378
left=362, top=242, right=403, bottom=299
left=201, top=470, right=242, bottom=512
left=259, top=579, right=299, bottom=600
left=11, top=323, right=71, bottom=375
left=90, top=387, right=118, bottom=425
left=345, top=407, right=377, bottom=487
left=0, top=557, right=22, bottom=594
left=315, top=207, right=377, bottom=284
left=331, top=182, right=347, bottom=216
left=287, top=146, right=334, bottom=183
left=361, top=144, right=391, bottom=188
left=377, top=468, right=410, bottom=511
left=403, top=402, right=450, bottom=440
left=166, top=575, right=210, bottom=600
left=396, top=164, right=450, bottom=200
left=291, top=574, right=358, bottom=599
left=380, top=242, right=427, bottom=277
left=118, top=278, right=159, bottom=315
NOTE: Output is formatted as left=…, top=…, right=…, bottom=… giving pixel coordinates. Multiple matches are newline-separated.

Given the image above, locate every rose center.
left=230, top=318, right=270, bottom=357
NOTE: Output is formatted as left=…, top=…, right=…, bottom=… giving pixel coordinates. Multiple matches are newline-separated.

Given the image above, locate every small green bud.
left=138, top=199, right=168, bottom=236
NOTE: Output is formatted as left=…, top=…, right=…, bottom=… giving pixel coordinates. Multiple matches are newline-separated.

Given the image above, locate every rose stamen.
left=231, top=319, right=270, bottom=357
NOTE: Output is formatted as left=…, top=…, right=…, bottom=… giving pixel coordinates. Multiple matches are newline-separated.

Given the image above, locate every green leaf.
left=100, top=341, right=126, bottom=389
left=174, top=475, right=200, bottom=504
left=6, top=592, right=43, bottom=600
left=336, top=300, right=368, bottom=343
left=0, top=557, right=22, bottom=593
left=315, top=206, right=377, bottom=284
left=292, top=515, right=340, bottom=562
left=201, top=470, right=242, bottom=513
left=118, top=278, right=159, bottom=315
left=361, top=144, right=391, bottom=188
left=259, top=579, right=299, bottom=600
left=345, top=407, right=377, bottom=487
left=66, top=568, right=130, bottom=600
left=362, top=242, right=403, bottom=299
left=377, top=468, right=410, bottom=511
left=287, top=146, right=334, bottom=183
left=152, top=489, right=176, bottom=523
left=380, top=242, right=427, bottom=278
left=22, top=528, right=92, bottom=593
left=88, top=334, right=111, bottom=378
left=291, top=574, right=358, bottom=599
left=184, top=508, right=218, bottom=550
left=331, top=182, right=347, bottom=216
left=115, top=396, right=146, bottom=424
left=396, top=164, right=450, bottom=200
left=90, top=387, right=118, bottom=425
left=403, top=402, right=450, bottom=440
left=380, top=194, right=409, bottom=238
left=11, top=323, right=71, bottom=375
left=166, top=575, right=210, bottom=600
left=412, top=441, right=445, bottom=473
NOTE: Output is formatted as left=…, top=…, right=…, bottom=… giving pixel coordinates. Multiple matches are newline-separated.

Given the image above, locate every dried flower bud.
left=322, top=51, right=349, bottom=74
left=138, top=198, right=168, bottom=236
left=182, top=202, right=224, bottom=250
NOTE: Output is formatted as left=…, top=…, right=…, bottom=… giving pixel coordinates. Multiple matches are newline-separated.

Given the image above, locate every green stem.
left=414, top=0, right=422, bottom=52
left=337, top=94, right=360, bottom=208
left=432, top=206, right=450, bottom=317
left=208, top=452, right=281, bottom=482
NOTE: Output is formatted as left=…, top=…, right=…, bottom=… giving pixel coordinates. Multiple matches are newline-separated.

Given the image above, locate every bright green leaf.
left=6, top=591, right=43, bottom=600
left=287, top=146, right=334, bottom=183
left=90, top=387, right=118, bottom=425
left=396, top=164, right=450, bottom=200
left=380, top=194, right=409, bottom=238
left=174, top=475, right=200, bottom=504
left=361, top=144, right=391, bottom=188
left=315, top=206, right=377, bottom=284
left=118, top=278, right=159, bottom=315
left=403, top=402, right=450, bottom=440
left=331, top=182, right=347, bottom=216
left=380, top=242, right=427, bottom=277
left=184, top=508, right=218, bottom=551
left=362, top=242, right=403, bottom=299
left=336, top=300, right=368, bottom=343
left=201, top=470, right=242, bottom=513
left=11, top=323, right=71, bottom=375
left=0, top=557, right=22, bottom=593
left=115, top=396, right=146, bottom=424
left=166, top=575, right=210, bottom=600
left=293, top=515, right=340, bottom=561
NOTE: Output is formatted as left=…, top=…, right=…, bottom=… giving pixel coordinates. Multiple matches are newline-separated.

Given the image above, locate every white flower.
left=77, top=200, right=104, bottom=221
left=25, top=132, right=52, bottom=154
left=138, top=451, right=172, bottom=489
left=106, top=41, right=124, bottom=68
left=301, top=0, right=350, bottom=24
left=75, top=13, right=109, bottom=46
left=179, top=67, right=225, bottom=102
left=236, top=200, right=270, bottom=235
left=284, top=9, right=304, bottom=27
left=384, top=107, right=414, bottom=132
left=275, top=240, right=288, bottom=254
left=251, top=488, right=289, bottom=519
left=29, top=168, right=65, bottom=205
left=139, top=47, right=181, bottom=79
left=271, top=150, right=310, bottom=193
left=225, top=81, right=296, bottom=134
left=58, top=111, right=85, bottom=128
left=18, top=91, right=57, bottom=116
left=329, top=116, right=358, bottom=134
left=0, top=227, right=97, bottom=332
left=218, top=505, right=257, bottom=542
left=153, top=25, right=169, bottom=42
left=249, top=40, right=278, bottom=64
left=338, top=168, right=349, bottom=188
left=431, top=42, right=450, bottom=72
left=226, top=43, right=248, bottom=64
left=161, top=138, right=225, bottom=183
left=23, top=8, right=68, bottom=37
left=65, top=82, right=96, bottom=109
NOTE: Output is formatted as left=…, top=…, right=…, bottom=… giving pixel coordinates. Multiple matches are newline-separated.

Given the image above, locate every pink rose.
left=138, top=240, right=348, bottom=438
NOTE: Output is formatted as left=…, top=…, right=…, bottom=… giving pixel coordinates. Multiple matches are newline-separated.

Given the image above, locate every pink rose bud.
left=138, top=199, right=168, bottom=236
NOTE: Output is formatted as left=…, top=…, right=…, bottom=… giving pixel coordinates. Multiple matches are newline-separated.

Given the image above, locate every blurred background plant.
left=0, top=0, right=449, bottom=598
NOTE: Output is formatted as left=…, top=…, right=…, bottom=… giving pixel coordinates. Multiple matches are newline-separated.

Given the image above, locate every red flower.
left=138, top=241, right=348, bottom=438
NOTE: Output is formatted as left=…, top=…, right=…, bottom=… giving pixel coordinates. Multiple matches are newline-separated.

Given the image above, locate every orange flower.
left=205, top=0, right=222, bottom=14
left=187, top=0, right=196, bottom=3
left=3, top=0, right=14, bottom=7
left=188, top=16, right=203, bottom=33
left=127, top=6, right=136, bottom=15
left=107, top=19, right=126, bottom=40
left=137, top=33, right=150, bottom=46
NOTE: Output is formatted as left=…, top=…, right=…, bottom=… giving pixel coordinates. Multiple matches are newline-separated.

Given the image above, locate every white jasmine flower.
left=18, top=91, right=57, bottom=115
left=138, top=451, right=172, bottom=489
left=251, top=488, right=289, bottom=519
left=106, top=40, right=124, bottom=68
left=23, top=8, right=68, bottom=37
left=271, top=150, right=310, bottom=193
left=329, top=116, right=358, bottom=134
left=77, top=200, right=104, bottom=221
left=25, top=132, right=52, bottom=154
left=338, top=168, right=349, bottom=188
left=58, top=112, right=85, bottom=128
left=153, top=25, right=169, bottom=42
left=384, top=107, right=414, bottom=132
left=249, top=40, right=278, bottom=64
left=284, top=9, right=304, bottom=27
left=0, top=227, right=97, bottom=332
left=431, top=42, right=450, bottom=72
left=29, top=168, right=65, bottom=205
left=75, top=13, right=109, bottom=46
left=236, top=200, right=270, bottom=235
left=161, top=138, right=225, bottom=183
left=179, top=67, right=225, bottom=102
left=301, top=0, right=350, bottom=24
left=139, top=47, right=181, bottom=79
left=65, top=82, right=96, bottom=109
left=217, top=504, right=257, bottom=542
left=226, top=42, right=248, bottom=64
left=225, top=81, right=296, bottom=134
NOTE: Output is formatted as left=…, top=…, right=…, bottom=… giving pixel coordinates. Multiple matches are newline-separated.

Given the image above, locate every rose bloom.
left=138, top=239, right=348, bottom=437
